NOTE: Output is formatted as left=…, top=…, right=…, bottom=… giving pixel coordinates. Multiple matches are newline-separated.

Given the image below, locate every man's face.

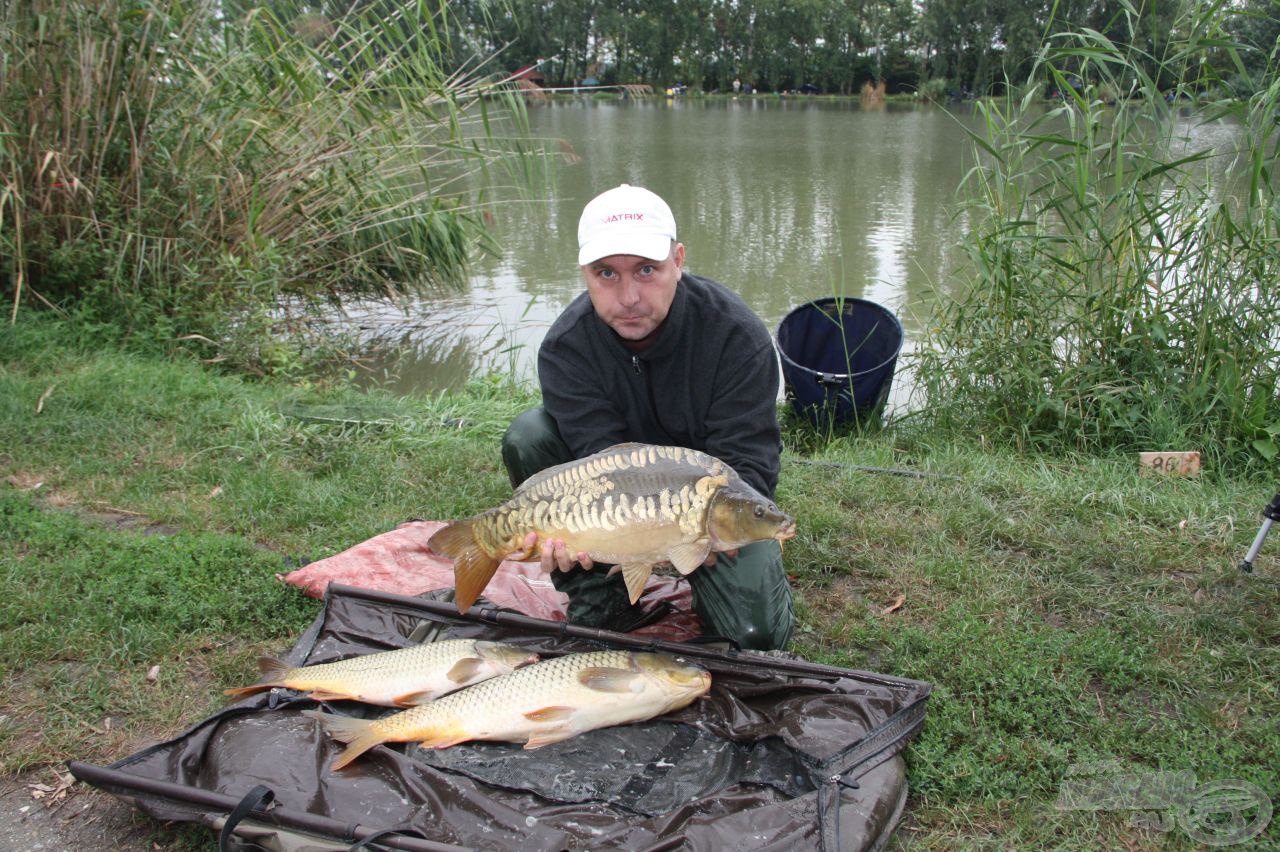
left=582, top=243, right=685, bottom=341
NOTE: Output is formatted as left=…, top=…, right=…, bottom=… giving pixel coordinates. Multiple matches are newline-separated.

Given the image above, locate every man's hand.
left=524, top=531, right=593, bottom=573
left=701, top=548, right=738, bottom=567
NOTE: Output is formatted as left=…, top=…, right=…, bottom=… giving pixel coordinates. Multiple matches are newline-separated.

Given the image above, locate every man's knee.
left=731, top=599, right=795, bottom=651
left=501, top=407, right=571, bottom=488
left=701, top=597, right=795, bottom=651
left=691, top=543, right=796, bottom=651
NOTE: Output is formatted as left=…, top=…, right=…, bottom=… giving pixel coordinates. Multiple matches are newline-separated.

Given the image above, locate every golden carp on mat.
left=429, top=442, right=796, bottom=612
left=224, top=639, right=538, bottom=707
left=304, top=650, right=712, bottom=770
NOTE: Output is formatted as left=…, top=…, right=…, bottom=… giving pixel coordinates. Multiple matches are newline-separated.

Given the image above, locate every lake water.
left=340, top=97, right=1243, bottom=406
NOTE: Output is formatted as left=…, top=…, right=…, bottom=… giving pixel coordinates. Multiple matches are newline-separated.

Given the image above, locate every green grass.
left=781, top=442, right=1277, bottom=846
left=0, top=316, right=538, bottom=555
left=1, top=318, right=1276, bottom=848
left=0, top=489, right=314, bottom=771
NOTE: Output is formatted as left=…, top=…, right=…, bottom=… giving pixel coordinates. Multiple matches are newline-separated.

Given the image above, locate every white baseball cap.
left=577, top=184, right=678, bottom=266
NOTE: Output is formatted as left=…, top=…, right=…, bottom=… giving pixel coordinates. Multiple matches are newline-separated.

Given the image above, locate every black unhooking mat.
left=70, top=584, right=932, bottom=851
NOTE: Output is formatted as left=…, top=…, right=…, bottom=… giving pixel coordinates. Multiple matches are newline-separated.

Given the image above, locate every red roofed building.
left=512, top=65, right=545, bottom=85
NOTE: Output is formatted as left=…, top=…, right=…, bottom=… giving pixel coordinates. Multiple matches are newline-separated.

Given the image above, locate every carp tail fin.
left=223, top=657, right=292, bottom=697
left=429, top=519, right=500, bottom=614
left=302, top=710, right=385, bottom=771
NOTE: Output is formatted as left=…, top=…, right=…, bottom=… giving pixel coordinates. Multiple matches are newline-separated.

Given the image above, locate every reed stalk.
left=0, top=0, right=535, bottom=358
left=913, top=0, right=1280, bottom=468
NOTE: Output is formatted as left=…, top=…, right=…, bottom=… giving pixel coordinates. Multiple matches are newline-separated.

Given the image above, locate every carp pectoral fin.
left=619, top=563, right=653, bottom=604
left=393, top=691, right=435, bottom=707
left=523, top=705, right=575, bottom=722
left=446, top=657, right=485, bottom=684
left=668, top=541, right=711, bottom=575
left=577, top=667, right=643, bottom=693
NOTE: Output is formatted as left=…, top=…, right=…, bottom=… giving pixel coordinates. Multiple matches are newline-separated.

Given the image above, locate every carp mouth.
left=776, top=520, right=797, bottom=542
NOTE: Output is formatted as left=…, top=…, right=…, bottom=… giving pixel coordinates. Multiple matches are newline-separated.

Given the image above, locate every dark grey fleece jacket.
left=537, top=271, right=782, bottom=498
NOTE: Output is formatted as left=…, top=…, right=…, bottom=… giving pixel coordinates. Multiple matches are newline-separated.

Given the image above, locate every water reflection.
left=343, top=98, right=1242, bottom=402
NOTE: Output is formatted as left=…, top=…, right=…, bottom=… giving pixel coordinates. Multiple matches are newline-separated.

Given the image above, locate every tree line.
left=435, top=0, right=1276, bottom=96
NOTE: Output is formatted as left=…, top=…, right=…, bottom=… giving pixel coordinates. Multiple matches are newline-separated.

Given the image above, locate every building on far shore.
left=511, top=64, right=546, bottom=87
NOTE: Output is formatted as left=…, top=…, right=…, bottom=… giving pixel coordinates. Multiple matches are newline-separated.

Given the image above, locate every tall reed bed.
left=0, top=0, right=534, bottom=358
left=913, top=0, right=1280, bottom=468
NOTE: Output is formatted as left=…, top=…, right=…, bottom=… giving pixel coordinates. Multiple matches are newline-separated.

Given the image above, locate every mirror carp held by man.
left=429, top=442, right=796, bottom=611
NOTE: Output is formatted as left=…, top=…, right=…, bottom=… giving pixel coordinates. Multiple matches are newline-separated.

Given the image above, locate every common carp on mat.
left=224, top=639, right=538, bottom=707
left=429, top=443, right=796, bottom=612
left=304, top=650, right=711, bottom=770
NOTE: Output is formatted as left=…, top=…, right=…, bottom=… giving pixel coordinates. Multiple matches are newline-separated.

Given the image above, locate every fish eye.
left=753, top=505, right=765, bottom=518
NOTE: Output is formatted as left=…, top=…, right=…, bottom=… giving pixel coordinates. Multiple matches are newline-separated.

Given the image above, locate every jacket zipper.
left=632, top=355, right=675, bottom=442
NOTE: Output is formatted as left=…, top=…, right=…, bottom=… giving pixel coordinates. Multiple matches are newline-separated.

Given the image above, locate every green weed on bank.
left=1, top=0, right=540, bottom=370
left=0, top=322, right=1276, bottom=847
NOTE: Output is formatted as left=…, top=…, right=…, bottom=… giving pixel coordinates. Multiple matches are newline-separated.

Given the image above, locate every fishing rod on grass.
left=1238, top=491, right=1280, bottom=573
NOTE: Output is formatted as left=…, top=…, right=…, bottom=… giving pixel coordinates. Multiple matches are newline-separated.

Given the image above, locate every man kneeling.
left=502, top=184, right=794, bottom=651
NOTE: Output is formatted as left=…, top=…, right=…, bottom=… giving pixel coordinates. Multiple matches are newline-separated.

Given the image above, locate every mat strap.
left=348, top=824, right=432, bottom=851
left=219, top=784, right=275, bottom=852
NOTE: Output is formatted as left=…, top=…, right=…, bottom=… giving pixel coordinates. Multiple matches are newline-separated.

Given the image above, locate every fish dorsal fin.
left=446, top=657, right=484, bottom=684
left=515, top=443, right=645, bottom=493
left=619, top=562, right=653, bottom=604
left=668, top=541, right=710, bottom=575
left=577, top=667, right=643, bottom=693
left=393, top=690, right=434, bottom=707
left=524, top=705, right=575, bottom=722
left=513, top=442, right=658, bottom=497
